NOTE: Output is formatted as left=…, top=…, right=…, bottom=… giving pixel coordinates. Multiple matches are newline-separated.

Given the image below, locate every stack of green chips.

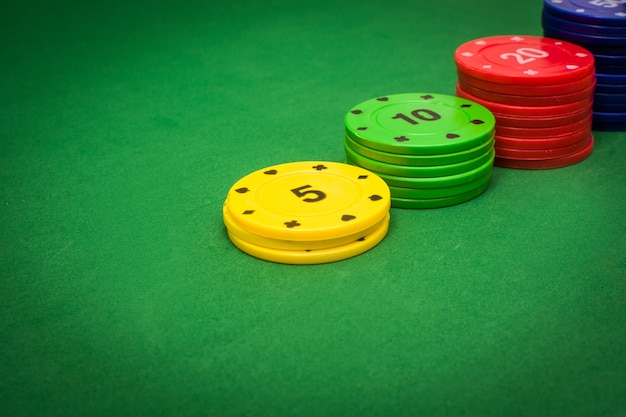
left=344, top=93, right=496, bottom=209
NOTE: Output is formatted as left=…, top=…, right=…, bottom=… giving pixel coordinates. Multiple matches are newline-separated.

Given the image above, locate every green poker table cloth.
left=1, top=1, right=625, bottom=416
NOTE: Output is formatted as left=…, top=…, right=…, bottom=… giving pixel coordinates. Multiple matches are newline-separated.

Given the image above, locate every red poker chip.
left=493, top=103, right=593, bottom=128
left=457, top=80, right=595, bottom=107
left=494, top=126, right=591, bottom=150
left=495, top=114, right=592, bottom=138
left=456, top=84, right=593, bottom=117
left=495, top=133, right=592, bottom=158
left=457, top=70, right=596, bottom=97
left=495, top=135, right=594, bottom=169
left=454, top=35, right=595, bottom=86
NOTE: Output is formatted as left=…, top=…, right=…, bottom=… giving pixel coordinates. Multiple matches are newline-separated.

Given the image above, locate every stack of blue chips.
left=542, top=0, right=626, bottom=131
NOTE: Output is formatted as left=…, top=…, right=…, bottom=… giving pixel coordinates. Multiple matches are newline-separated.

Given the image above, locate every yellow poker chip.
left=227, top=214, right=390, bottom=264
left=224, top=203, right=389, bottom=251
left=225, top=161, right=390, bottom=241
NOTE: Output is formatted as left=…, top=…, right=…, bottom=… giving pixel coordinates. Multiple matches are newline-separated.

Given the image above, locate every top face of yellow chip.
left=225, top=161, right=390, bottom=241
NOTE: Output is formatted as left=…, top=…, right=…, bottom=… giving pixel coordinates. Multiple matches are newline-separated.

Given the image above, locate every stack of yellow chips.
left=223, top=161, right=391, bottom=264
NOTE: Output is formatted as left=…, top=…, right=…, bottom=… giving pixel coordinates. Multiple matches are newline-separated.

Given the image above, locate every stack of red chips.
left=454, top=35, right=596, bottom=169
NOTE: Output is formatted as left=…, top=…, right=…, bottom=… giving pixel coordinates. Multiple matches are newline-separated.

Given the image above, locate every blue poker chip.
left=594, top=63, right=626, bottom=74
left=543, top=9, right=626, bottom=35
left=542, top=20, right=626, bottom=46
left=543, top=29, right=626, bottom=54
left=592, top=120, right=626, bottom=130
left=593, top=101, right=626, bottom=112
left=594, top=92, right=626, bottom=103
left=594, top=53, right=626, bottom=66
left=595, top=82, right=626, bottom=94
left=583, top=43, right=626, bottom=54
left=593, top=110, right=626, bottom=122
left=543, top=0, right=626, bottom=27
left=593, top=120, right=626, bottom=130
left=596, top=72, right=626, bottom=84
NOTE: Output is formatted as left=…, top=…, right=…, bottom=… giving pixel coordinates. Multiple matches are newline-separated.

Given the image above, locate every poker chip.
left=595, top=82, right=626, bottom=94
left=492, top=103, right=593, bottom=128
left=543, top=7, right=626, bottom=36
left=391, top=181, right=491, bottom=209
left=495, top=114, right=592, bottom=138
left=344, top=93, right=495, bottom=156
left=344, top=134, right=494, bottom=167
left=543, top=21, right=626, bottom=46
left=388, top=171, right=492, bottom=199
left=456, top=79, right=595, bottom=107
left=454, top=35, right=596, bottom=167
left=594, top=92, right=626, bottom=104
left=594, top=53, right=626, bottom=66
left=456, top=84, right=593, bottom=117
left=592, top=111, right=626, bottom=122
left=595, top=64, right=626, bottom=74
left=454, top=35, right=595, bottom=86
left=573, top=44, right=626, bottom=55
left=594, top=101, right=626, bottom=113
left=343, top=93, right=495, bottom=208
left=223, top=161, right=391, bottom=263
left=495, top=133, right=592, bottom=158
left=541, top=0, right=626, bottom=131
left=348, top=151, right=494, bottom=190
left=495, top=134, right=594, bottom=169
left=543, top=0, right=626, bottom=27
left=595, top=72, right=626, bottom=85
left=495, top=126, right=591, bottom=150
left=457, top=70, right=595, bottom=96
left=344, top=141, right=494, bottom=178
left=224, top=204, right=388, bottom=251
left=226, top=213, right=390, bottom=265
left=592, top=120, right=626, bottom=130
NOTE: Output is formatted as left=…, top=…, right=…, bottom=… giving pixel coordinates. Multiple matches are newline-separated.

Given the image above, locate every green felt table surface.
left=1, top=1, right=625, bottom=416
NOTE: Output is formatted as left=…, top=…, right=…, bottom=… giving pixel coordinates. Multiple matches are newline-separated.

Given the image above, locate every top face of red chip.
left=454, top=35, right=595, bottom=86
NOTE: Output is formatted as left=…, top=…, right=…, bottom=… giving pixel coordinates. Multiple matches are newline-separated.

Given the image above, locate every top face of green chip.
left=344, top=93, right=495, bottom=155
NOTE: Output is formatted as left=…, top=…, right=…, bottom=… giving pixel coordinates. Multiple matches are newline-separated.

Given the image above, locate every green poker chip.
left=388, top=170, right=491, bottom=199
left=391, top=181, right=490, bottom=209
left=344, top=134, right=494, bottom=167
left=344, top=142, right=494, bottom=178
left=345, top=93, right=495, bottom=156
left=345, top=151, right=495, bottom=189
